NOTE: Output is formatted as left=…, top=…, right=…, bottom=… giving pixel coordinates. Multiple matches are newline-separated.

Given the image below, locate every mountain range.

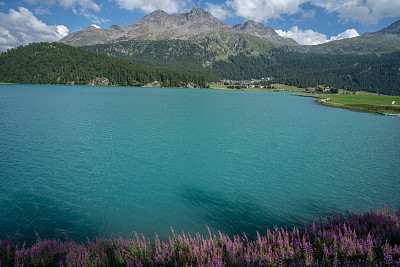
left=60, top=7, right=400, bottom=56
left=2, top=7, right=399, bottom=94
left=60, top=7, right=297, bottom=49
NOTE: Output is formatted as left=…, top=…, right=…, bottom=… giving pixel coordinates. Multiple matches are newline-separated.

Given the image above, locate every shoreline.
left=4, top=83, right=399, bottom=115
left=296, top=94, right=400, bottom=115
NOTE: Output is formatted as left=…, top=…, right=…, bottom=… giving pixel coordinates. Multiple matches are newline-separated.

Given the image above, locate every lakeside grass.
left=208, top=83, right=306, bottom=92
left=299, top=94, right=400, bottom=115
left=1, top=206, right=399, bottom=266
left=0, top=82, right=15, bottom=85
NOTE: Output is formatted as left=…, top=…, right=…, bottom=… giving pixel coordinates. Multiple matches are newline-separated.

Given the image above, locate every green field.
left=300, top=94, right=400, bottom=114
left=208, top=84, right=231, bottom=90
left=208, top=83, right=306, bottom=92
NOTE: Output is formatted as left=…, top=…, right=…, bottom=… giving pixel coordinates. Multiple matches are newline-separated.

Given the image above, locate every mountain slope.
left=60, top=7, right=400, bottom=57
left=233, top=20, right=298, bottom=46
left=57, top=9, right=400, bottom=95
left=60, top=7, right=289, bottom=61
left=60, top=7, right=233, bottom=46
left=0, top=42, right=206, bottom=87
left=305, top=20, right=400, bottom=55
left=373, top=20, right=400, bottom=37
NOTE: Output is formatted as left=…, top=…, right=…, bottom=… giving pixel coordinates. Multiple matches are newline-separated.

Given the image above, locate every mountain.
left=233, top=20, right=298, bottom=46
left=373, top=20, right=400, bottom=37
left=303, top=20, right=400, bottom=55
left=303, top=33, right=400, bottom=55
left=0, top=42, right=206, bottom=88
left=60, top=7, right=400, bottom=58
left=60, top=7, right=295, bottom=59
left=61, top=7, right=233, bottom=46
left=57, top=9, right=400, bottom=95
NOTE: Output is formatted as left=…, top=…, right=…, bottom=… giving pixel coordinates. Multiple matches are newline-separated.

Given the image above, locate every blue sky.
left=0, top=0, right=399, bottom=51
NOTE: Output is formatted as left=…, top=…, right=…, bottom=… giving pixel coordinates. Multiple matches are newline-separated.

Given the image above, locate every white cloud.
left=312, top=0, right=400, bottom=24
left=276, top=26, right=327, bottom=45
left=329, top=28, right=360, bottom=41
left=24, top=0, right=106, bottom=24
left=205, top=3, right=230, bottom=20
left=300, top=9, right=315, bottom=19
left=91, top=24, right=101, bottom=29
left=0, top=7, right=69, bottom=51
left=225, top=0, right=306, bottom=22
left=220, top=0, right=400, bottom=24
left=276, top=26, right=360, bottom=45
left=0, top=2, right=6, bottom=6
left=34, top=6, right=52, bottom=14
left=56, top=25, right=69, bottom=36
left=24, top=0, right=101, bottom=12
left=115, top=0, right=186, bottom=13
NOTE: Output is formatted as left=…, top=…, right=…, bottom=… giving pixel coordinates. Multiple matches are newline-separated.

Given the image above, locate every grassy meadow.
left=301, top=94, right=400, bottom=114
left=208, top=83, right=306, bottom=92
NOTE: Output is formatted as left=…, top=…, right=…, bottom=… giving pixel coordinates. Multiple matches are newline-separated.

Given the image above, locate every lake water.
left=0, top=84, right=399, bottom=244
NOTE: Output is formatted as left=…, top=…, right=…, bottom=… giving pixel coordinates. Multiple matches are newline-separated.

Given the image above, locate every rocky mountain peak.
left=234, top=20, right=277, bottom=37
left=233, top=20, right=298, bottom=46
left=147, top=10, right=169, bottom=18
left=138, top=9, right=170, bottom=23
left=374, top=20, right=400, bottom=35
left=189, top=7, right=212, bottom=18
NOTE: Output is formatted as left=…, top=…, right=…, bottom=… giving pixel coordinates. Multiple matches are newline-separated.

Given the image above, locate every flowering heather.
left=1, top=205, right=399, bottom=266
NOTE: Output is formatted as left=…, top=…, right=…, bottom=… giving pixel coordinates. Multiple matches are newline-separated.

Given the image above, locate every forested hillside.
left=81, top=40, right=222, bottom=80
left=1, top=42, right=399, bottom=95
left=212, top=50, right=400, bottom=95
left=83, top=40, right=400, bottom=95
left=0, top=42, right=206, bottom=88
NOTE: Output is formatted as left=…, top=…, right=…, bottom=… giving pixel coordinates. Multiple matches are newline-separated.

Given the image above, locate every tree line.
left=83, top=39, right=400, bottom=95
left=0, top=42, right=206, bottom=88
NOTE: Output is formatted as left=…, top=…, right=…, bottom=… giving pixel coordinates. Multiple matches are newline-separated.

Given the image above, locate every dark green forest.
left=213, top=51, right=400, bottom=95
left=2, top=41, right=399, bottom=95
left=81, top=40, right=222, bottom=79
left=82, top=40, right=400, bottom=95
left=0, top=42, right=206, bottom=88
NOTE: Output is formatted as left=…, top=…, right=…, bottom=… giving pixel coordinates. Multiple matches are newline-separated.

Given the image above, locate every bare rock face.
left=374, top=20, right=400, bottom=35
left=234, top=20, right=277, bottom=37
left=372, top=20, right=400, bottom=39
left=143, top=81, right=161, bottom=87
left=59, top=7, right=234, bottom=45
left=233, top=20, right=298, bottom=46
left=58, top=7, right=400, bottom=56
left=88, top=77, right=110, bottom=86
left=119, top=7, right=232, bottom=40
left=60, top=26, right=111, bottom=46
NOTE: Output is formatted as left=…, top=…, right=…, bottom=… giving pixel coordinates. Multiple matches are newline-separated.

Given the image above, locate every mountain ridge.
left=56, top=7, right=400, bottom=95
left=59, top=7, right=296, bottom=49
left=59, top=7, right=400, bottom=55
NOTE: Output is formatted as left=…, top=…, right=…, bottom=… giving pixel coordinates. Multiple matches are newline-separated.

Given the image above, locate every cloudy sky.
left=0, top=0, right=400, bottom=51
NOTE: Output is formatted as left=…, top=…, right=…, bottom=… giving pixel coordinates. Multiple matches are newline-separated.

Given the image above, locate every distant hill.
left=38, top=8, right=400, bottom=95
left=0, top=42, right=206, bottom=88
left=60, top=7, right=295, bottom=61
left=300, top=20, right=400, bottom=55
left=233, top=20, right=298, bottom=47
left=60, top=7, right=400, bottom=57
left=373, top=20, right=400, bottom=36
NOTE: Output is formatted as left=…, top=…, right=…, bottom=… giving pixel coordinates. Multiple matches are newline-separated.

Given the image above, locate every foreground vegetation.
left=0, top=43, right=206, bottom=88
left=0, top=206, right=399, bottom=266
left=300, top=94, right=400, bottom=114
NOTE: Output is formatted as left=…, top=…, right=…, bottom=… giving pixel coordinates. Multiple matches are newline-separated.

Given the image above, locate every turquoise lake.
left=0, top=84, right=399, bottom=244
